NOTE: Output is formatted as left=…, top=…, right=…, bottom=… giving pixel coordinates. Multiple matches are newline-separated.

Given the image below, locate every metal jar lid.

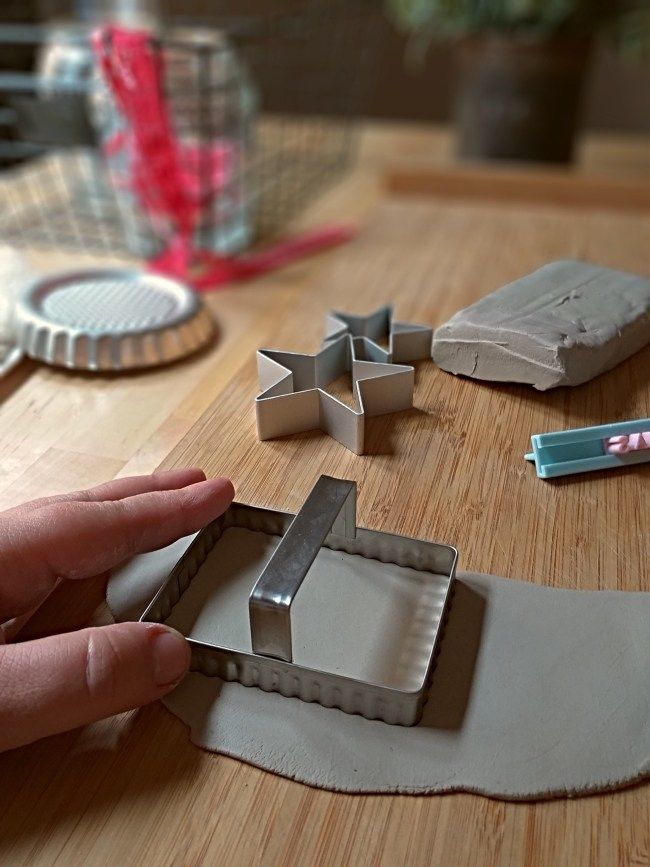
left=13, top=268, right=214, bottom=371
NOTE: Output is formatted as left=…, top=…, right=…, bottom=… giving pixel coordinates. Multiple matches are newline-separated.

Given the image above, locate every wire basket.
left=0, top=1, right=376, bottom=257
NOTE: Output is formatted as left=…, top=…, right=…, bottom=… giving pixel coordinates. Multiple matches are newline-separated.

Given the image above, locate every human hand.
left=0, top=468, right=234, bottom=752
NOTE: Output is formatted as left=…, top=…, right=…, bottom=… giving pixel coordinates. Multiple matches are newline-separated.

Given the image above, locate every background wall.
left=162, top=0, right=650, bottom=133
left=3, top=0, right=650, bottom=133
left=363, top=11, right=650, bottom=133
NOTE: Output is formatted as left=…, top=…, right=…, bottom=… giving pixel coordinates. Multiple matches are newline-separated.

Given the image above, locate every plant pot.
left=453, top=34, right=592, bottom=163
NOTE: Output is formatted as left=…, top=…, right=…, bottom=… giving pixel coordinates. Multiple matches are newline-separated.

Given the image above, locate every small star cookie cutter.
left=324, top=305, right=433, bottom=363
left=255, top=333, right=415, bottom=455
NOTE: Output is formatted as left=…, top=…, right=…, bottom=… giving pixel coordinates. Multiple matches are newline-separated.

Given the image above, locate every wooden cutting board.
left=2, top=190, right=648, bottom=867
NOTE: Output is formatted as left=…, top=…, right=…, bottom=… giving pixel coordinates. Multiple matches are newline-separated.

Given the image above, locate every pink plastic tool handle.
left=604, top=432, right=650, bottom=454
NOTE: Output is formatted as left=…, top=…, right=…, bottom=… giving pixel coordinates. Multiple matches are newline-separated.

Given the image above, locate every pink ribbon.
left=92, top=26, right=354, bottom=290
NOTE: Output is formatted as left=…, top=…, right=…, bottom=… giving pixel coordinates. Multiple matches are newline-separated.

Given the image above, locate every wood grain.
left=387, top=164, right=650, bottom=211
left=0, top=124, right=648, bottom=866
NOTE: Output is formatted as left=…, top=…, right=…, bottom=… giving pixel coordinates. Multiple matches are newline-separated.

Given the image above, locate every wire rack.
left=0, top=1, right=377, bottom=256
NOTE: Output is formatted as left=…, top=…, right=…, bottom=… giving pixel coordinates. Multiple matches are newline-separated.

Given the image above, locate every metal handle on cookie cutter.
left=248, top=476, right=357, bottom=663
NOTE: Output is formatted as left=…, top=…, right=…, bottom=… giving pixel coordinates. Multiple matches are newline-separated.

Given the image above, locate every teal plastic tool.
left=525, top=418, right=650, bottom=479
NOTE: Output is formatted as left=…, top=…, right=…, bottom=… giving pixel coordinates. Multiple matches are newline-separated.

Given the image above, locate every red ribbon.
left=92, top=26, right=354, bottom=290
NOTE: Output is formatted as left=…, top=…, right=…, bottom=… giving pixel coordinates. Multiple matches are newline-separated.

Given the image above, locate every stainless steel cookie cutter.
left=140, top=475, right=457, bottom=726
left=324, top=305, right=433, bottom=363
left=10, top=267, right=214, bottom=372
left=255, top=333, right=415, bottom=455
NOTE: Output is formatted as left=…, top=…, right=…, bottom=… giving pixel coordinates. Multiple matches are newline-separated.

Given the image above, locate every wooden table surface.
left=0, top=123, right=648, bottom=866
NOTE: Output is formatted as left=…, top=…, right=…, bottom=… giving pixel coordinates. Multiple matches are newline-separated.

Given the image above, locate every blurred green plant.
left=386, top=0, right=650, bottom=59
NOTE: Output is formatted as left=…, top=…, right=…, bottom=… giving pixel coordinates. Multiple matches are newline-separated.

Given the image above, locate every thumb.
left=0, top=622, right=191, bottom=751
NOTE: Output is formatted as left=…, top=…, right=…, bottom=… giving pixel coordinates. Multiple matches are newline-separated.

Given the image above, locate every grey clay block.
left=432, top=260, right=650, bottom=390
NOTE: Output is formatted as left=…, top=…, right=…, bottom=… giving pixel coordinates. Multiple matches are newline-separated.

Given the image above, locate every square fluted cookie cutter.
left=255, top=333, right=415, bottom=455
left=140, top=475, right=457, bottom=726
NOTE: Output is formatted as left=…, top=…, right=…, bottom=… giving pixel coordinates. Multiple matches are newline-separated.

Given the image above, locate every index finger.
left=0, top=477, right=235, bottom=622
left=12, top=467, right=208, bottom=514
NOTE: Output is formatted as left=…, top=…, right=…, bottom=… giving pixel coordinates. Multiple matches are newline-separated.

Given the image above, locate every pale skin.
left=0, top=468, right=234, bottom=753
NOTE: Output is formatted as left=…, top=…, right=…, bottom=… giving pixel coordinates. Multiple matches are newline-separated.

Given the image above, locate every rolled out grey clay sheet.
left=108, top=535, right=650, bottom=800
left=432, top=260, right=650, bottom=390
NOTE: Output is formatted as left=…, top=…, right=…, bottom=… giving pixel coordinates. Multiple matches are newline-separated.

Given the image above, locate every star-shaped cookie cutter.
left=255, top=334, right=414, bottom=454
left=324, top=305, right=433, bottom=364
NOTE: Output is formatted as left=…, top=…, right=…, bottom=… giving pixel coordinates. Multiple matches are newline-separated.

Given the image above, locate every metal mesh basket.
left=0, top=1, right=376, bottom=256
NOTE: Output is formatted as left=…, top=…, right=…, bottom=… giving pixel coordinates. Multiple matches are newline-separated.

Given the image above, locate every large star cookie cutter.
left=255, top=334, right=414, bottom=454
left=324, top=305, right=433, bottom=363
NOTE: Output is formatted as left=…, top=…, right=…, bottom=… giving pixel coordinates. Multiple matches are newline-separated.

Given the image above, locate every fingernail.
left=150, top=627, right=191, bottom=687
left=212, top=477, right=235, bottom=500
